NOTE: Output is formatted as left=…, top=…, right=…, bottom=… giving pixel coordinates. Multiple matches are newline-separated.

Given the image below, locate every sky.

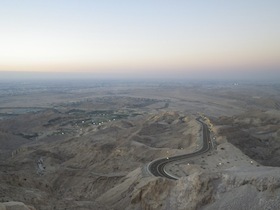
left=0, top=0, right=280, bottom=80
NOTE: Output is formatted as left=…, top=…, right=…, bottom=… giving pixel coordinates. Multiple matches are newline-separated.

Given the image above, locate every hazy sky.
left=0, top=0, right=279, bottom=79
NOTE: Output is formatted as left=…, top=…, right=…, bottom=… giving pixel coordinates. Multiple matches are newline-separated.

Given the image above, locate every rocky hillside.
left=213, top=109, right=280, bottom=166
left=0, top=112, right=201, bottom=209
left=96, top=165, right=280, bottom=210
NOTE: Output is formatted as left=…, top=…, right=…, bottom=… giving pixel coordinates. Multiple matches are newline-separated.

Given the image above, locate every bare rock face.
left=0, top=203, right=5, bottom=210
left=130, top=177, right=175, bottom=210
left=204, top=166, right=280, bottom=210
left=172, top=173, right=214, bottom=210
left=124, top=166, right=280, bottom=210
left=128, top=172, right=214, bottom=210
left=0, top=202, right=35, bottom=210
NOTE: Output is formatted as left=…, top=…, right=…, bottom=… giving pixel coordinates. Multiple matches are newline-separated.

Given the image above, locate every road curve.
left=147, top=117, right=212, bottom=180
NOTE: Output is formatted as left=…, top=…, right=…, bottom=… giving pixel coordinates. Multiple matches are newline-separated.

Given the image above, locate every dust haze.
left=1, top=78, right=280, bottom=210
left=1, top=69, right=280, bottom=81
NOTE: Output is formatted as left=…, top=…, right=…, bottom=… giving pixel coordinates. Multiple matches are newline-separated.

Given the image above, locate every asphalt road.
left=147, top=117, right=212, bottom=180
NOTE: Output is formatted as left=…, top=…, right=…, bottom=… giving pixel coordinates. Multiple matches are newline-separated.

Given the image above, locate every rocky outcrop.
left=124, top=166, right=280, bottom=210
left=204, top=166, right=280, bottom=210
left=128, top=172, right=214, bottom=210
left=0, top=202, right=35, bottom=210
left=131, top=177, right=175, bottom=210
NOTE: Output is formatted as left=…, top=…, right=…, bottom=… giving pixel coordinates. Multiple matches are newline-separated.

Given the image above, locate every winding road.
left=147, top=117, right=212, bottom=180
